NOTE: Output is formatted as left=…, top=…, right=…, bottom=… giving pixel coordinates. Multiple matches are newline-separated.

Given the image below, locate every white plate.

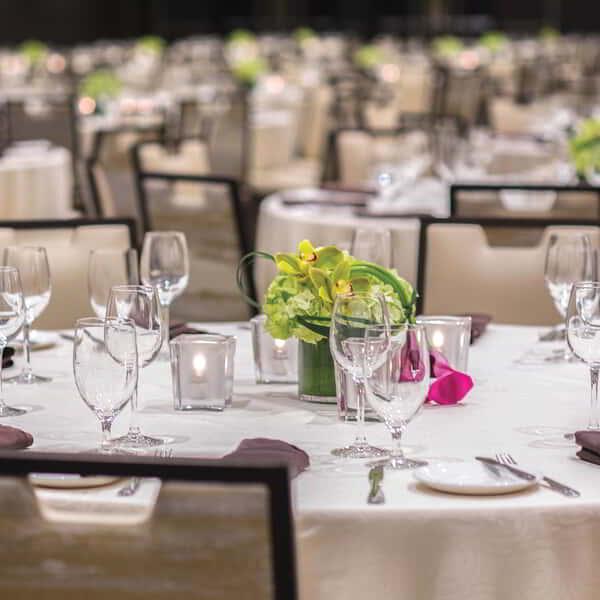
left=414, top=461, right=541, bottom=495
left=29, top=473, right=121, bottom=489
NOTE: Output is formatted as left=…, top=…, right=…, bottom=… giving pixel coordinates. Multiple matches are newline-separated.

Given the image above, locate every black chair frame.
left=0, top=450, right=297, bottom=600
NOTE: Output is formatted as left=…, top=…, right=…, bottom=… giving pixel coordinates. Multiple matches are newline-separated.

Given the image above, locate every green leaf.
left=315, top=246, right=344, bottom=269
left=275, top=253, right=303, bottom=275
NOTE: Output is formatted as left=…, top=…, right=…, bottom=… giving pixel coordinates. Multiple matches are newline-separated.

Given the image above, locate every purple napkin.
left=224, top=438, right=309, bottom=478
left=575, top=430, right=600, bottom=465
left=0, top=424, right=33, bottom=449
left=2, top=346, right=14, bottom=369
left=460, top=313, right=492, bottom=344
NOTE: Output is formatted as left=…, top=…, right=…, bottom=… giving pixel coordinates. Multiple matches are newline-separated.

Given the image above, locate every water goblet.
left=88, top=248, right=139, bottom=318
left=0, top=267, right=26, bottom=416
left=106, top=284, right=163, bottom=448
left=351, top=228, right=392, bottom=268
left=140, top=231, right=189, bottom=360
left=329, top=291, right=390, bottom=458
left=3, top=246, right=51, bottom=383
left=364, top=324, right=430, bottom=469
left=73, top=317, right=138, bottom=452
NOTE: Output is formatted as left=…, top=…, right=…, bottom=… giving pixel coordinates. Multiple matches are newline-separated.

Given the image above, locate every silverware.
left=496, top=453, right=580, bottom=498
left=475, top=456, right=537, bottom=481
left=117, top=448, right=173, bottom=497
left=367, top=464, right=385, bottom=505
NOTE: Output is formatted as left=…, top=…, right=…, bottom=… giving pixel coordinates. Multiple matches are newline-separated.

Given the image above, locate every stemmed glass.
left=140, top=232, right=189, bottom=360
left=329, top=291, right=391, bottom=458
left=88, top=249, right=139, bottom=318
left=364, top=324, right=430, bottom=469
left=0, top=267, right=26, bottom=416
left=73, top=317, right=138, bottom=453
left=566, top=281, right=600, bottom=432
left=3, top=246, right=52, bottom=384
left=351, top=228, right=392, bottom=268
left=106, top=284, right=163, bottom=448
left=544, top=233, right=595, bottom=360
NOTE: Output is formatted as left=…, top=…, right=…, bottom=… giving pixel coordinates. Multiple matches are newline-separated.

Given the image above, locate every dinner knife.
left=475, top=456, right=537, bottom=481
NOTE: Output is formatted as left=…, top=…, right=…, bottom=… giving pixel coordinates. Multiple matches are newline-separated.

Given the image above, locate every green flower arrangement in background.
left=353, top=44, right=385, bottom=70
left=227, top=29, right=256, bottom=45
left=540, top=26, right=560, bottom=41
left=257, top=240, right=416, bottom=344
left=569, top=118, right=600, bottom=176
left=479, top=31, right=508, bottom=53
left=19, top=40, right=48, bottom=66
left=136, top=35, right=166, bottom=55
left=294, top=27, right=317, bottom=44
left=432, top=35, right=464, bottom=57
left=231, top=57, right=268, bottom=86
left=79, top=69, right=122, bottom=101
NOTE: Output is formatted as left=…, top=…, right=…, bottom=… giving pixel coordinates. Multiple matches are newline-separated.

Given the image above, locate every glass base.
left=5, top=371, right=52, bottom=384
left=517, top=425, right=572, bottom=437
left=331, top=443, right=389, bottom=458
left=369, top=456, right=428, bottom=470
left=529, top=436, right=576, bottom=449
left=0, top=404, right=26, bottom=417
left=112, top=432, right=164, bottom=449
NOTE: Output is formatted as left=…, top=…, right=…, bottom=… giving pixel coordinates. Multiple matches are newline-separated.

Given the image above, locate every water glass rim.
left=75, top=316, right=135, bottom=328
left=416, top=315, right=472, bottom=325
left=572, top=280, right=600, bottom=289
left=110, top=284, right=154, bottom=293
left=169, top=333, right=235, bottom=346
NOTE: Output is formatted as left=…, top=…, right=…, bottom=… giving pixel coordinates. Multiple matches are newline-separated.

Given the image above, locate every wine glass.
left=88, top=249, right=139, bottom=318
left=73, top=317, right=138, bottom=453
left=329, top=291, right=390, bottom=458
left=566, top=281, right=600, bottom=432
left=544, top=233, right=595, bottom=361
left=106, top=284, right=163, bottom=448
left=2, top=246, right=51, bottom=384
left=364, top=323, right=430, bottom=469
left=140, top=232, right=189, bottom=360
left=351, top=228, right=392, bottom=268
left=0, top=267, right=26, bottom=416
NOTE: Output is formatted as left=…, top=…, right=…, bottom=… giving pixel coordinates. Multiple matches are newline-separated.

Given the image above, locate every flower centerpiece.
left=78, top=69, right=122, bottom=115
left=239, top=240, right=416, bottom=402
left=568, top=118, right=600, bottom=184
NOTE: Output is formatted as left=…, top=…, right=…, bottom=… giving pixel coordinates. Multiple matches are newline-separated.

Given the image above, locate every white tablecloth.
left=0, top=146, right=73, bottom=219
left=5, top=323, right=600, bottom=600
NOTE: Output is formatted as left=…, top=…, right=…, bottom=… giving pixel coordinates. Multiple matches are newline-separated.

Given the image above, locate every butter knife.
left=475, top=456, right=537, bottom=481
left=367, top=464, right=385, bottom=505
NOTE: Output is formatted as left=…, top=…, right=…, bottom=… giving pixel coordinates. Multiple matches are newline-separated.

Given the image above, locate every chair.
left=450, top=183, right=600, bottom=222
left=131, top=140, right=255, bottom=321
left=0, top=450, right=297, bottom=600
left=416, top=216, right=600, bottom=325
left=0, top=218, right=136, bottom=329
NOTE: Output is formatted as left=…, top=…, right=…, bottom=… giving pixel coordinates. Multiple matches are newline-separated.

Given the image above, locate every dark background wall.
left=0, top=0, right=597, bottom=45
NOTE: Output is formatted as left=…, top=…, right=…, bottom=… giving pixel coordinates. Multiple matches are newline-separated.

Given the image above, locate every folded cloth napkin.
left=223, top=438, right=310, bottom=479
left=427, top=350, right=474, bottom=405
left=0, top=424, right=33, bottom=449
left=2, top=346, right=14, bottom=369
left=169, top=323, right=209, bottom=340
left=575, top=430, right=600, bottom=465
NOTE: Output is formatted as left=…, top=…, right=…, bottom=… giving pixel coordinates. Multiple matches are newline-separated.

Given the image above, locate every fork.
left=496, top=453, right=580, bottom=498
left=117, top=448, right=173, bottom=496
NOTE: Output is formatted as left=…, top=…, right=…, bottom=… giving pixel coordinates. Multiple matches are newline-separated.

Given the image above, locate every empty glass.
left=88, top=249, right=139, bottom=318
left=567, top=281, right=600, bottom=431
left=73, top=317, right=138, bottom=452
left=0, top=267, right=26, bottom=417
left=140, top=232, right=189, bottom=360
left=544, top=233, right=594, bottom=362
left=351, top=228, right=392, bottom=268
left=3, top=246, right=51, bottom=384
left=364, top=324, right=430, bottom=469
left=106, top=285, right=163, bottom=448
left=329, top=291, right=390, bottom=458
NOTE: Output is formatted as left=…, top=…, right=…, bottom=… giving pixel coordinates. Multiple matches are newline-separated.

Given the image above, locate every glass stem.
left=390, top=426, right=405, bottom=460
left=0, top=341, right=6, bottom=409
left=100, top=418, right=113, bottom=451
left=160, top=302, right=170, bottom=359
left=589, top=367, right=600, bottom=430
left=353, top=377, right=368, bottom=447
left=23, top=321, right=32, bottom=375
left=127, top=385, right=141, bottom=438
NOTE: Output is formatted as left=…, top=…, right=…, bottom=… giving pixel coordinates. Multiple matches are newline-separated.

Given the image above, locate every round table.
left=5, top=322, right=600, bottom=600
left=0, top=145, right=73, bottom=219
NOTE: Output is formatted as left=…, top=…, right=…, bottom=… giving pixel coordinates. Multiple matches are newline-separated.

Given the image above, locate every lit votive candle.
left=416, top=316, right=472, bottom=372
left=251, top=314, right=298, bottom=383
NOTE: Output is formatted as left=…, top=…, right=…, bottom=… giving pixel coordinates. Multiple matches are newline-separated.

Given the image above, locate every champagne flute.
left=351, top=228, right=392, bottom=268
left=106, top=284, right=163, bottom=448
left=566, top=281, right=600, bottom=432
left=544, top=233, right=595, bottom=361
left=73, top=317, right=138, bottom=452
left=140, top=232, right=189, bottom=360
left=88, top=249, right=139, bottom=318
left=364, top=323, right=430, bottom=469
left=329, top=291, right=390, bottom=458
left=3, top=246, right=52, bottom=384
left=0, top=267, right=25, bottom=416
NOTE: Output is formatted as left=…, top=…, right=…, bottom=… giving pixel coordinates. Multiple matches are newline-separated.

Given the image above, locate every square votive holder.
left=416, top=316, right=471, bottom=372
left=170, top=334, right=236, bottom=411
left=250, top=314, right=298, bottom=383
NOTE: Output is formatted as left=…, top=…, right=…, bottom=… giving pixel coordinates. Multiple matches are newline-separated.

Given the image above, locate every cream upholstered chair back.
left=0, top=453, right=296, bottom=600
left=0, top=220, right=135, bottom=330
left=418, top=220, right=600, bottom=325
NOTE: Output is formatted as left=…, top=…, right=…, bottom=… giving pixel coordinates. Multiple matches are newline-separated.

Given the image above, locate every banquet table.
left=5, top=322, right=600, bottom=600
left=0, top=145, right=73, bottom=219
